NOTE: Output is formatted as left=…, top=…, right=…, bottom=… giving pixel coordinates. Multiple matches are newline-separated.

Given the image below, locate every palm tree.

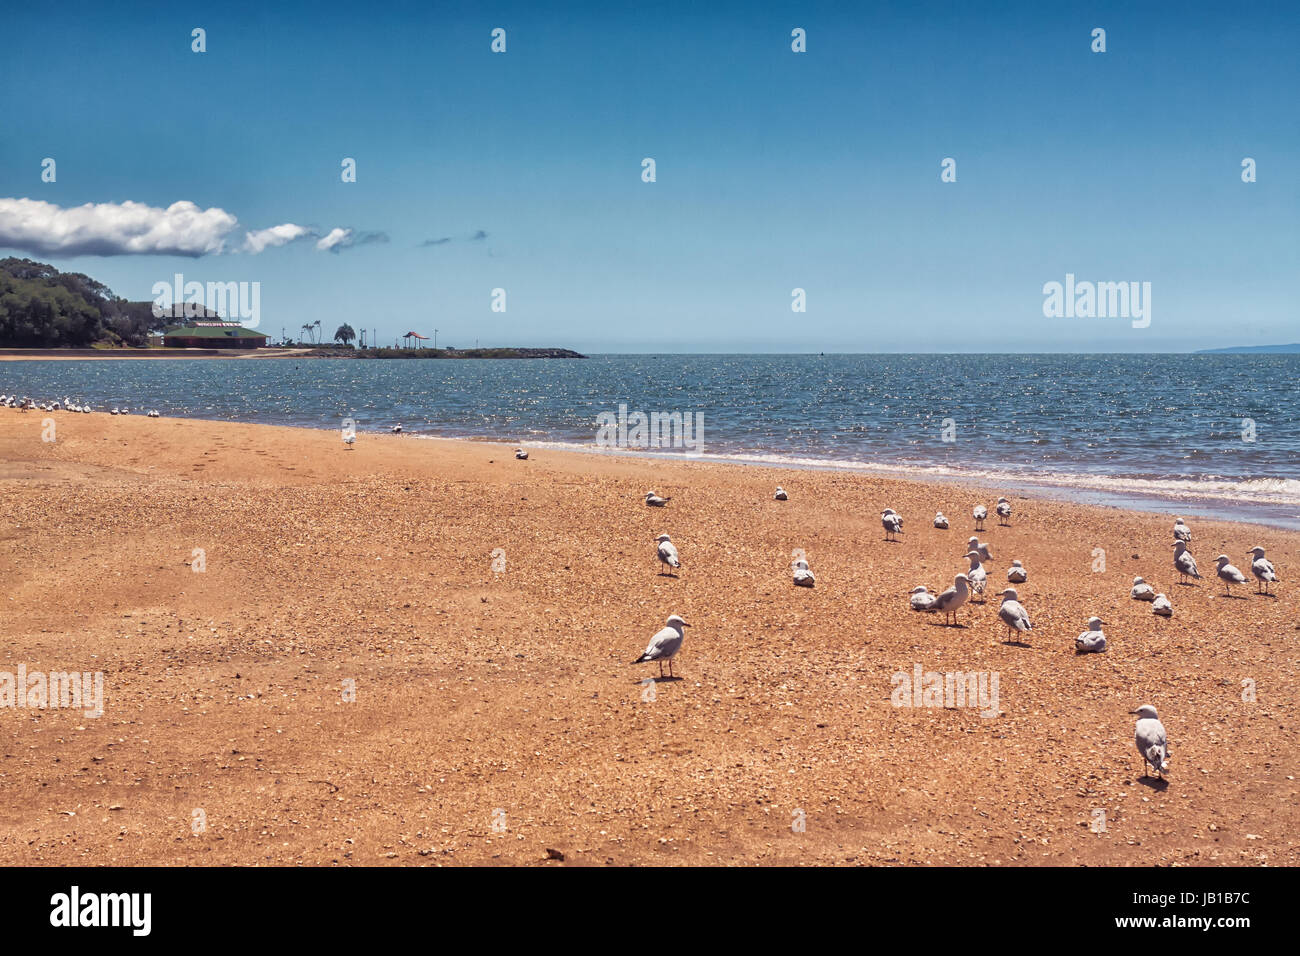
left=334, top=323, right=356, bottom=346
left=300, top=323, right=313, bottom=344
left=313, top=320, right=322, bottom=343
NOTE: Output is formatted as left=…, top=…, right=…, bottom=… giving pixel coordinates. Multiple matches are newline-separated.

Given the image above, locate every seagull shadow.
left=928, top=621, right=967, bottom=628
left=1176, top=581, right=1200, bottom=587
left=1219, top=593, right=1250, bottom=600
left=656, top=572, right=680, bottom=579
left=632, top=675, right=683, bottom=684
left=1136, top=775, right=1170, bottom=792
left=1256, top=592, right=1279, bottom=600
left=1001, top=639, right=1033, bottom=648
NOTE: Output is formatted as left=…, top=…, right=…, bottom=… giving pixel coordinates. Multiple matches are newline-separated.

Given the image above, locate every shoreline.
left=0, top=394, right=1294, bottom=527
left=0, top=348, right=314, bottom=361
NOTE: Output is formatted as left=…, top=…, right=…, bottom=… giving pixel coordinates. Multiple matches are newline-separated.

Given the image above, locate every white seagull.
left=965, top=550, right=988, bottom=602
left=933, top=512, right=949, bottom=529
left=996, top=496, right=1012, bottom=526
left=632, top=614, right=691, bottom=678
left=967, top=536, right=993, bottom=563
left=881, top=509, right=903, bottom=541
left=773, top=486, right=788, bottom=500
left=1151, top=593, right=1173, bottom=617
left=972, top=504, right=988, bottom=530
left=1075, top=616, right=1107, bottom=653
left=655, top=534, right=681, bottom=574
left=792, top=558, right=816, bottom=588
left=1006, top=559, right=1027, bottom=584
left=514, top=448, right=528, bottom=460
left=1215, top=554, right=1247, bottom=595
left=644, top=491, right=671, bottom=507
left=909, top=586, right=937, bottom=611
left=1131, top=704, right=1170, bottom=779
left=343, top=433, right=356, bottom=450
left=1173, top=517, right=1192, bottom=543
left=1247, top=546, right=1277, bottom=595
left=997, top=588, right=1032, bottom=642
left=1172, top=540, right=1200, bottom=584
left=1131, top=576, right=1156, bottom=601
left=391, top=424, right=403, bottom=434
left=932, top=574, right=971, bottom=626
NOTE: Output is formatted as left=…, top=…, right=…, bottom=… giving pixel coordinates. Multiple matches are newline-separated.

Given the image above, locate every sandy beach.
left=0, top=349, right=315, bottom=361
left=0, top=409, right=1295, bottom=866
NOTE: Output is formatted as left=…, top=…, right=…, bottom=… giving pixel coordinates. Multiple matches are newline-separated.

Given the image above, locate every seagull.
left=110, top=408, right=120, bottom=415
left=967, top=536, right=993, bottom=563
left=1173, top=517, right=1192, bottom=543
left=1247, top=546, right=1277, bottom=594
left=655, top=534, right=681, bottom=574
left=1172, top=540, right=1200, bottom=584
left=881, top=509, right=903, bottom=541
left=1215, top=555, right=1247, bottom=595
left=997, top=588, right=1032, bottom=642
left=933, top=512, right=948, bottom=529
left=514, top=448, right=528, bottom=460
left=1151, top=593, right=1172, bottom=617
left=343, top=433, right=356, bottom=450
left=1006, top=560, right=1027, bottom=584
left=792, top=558, right=816, bottom=588
left=644, top=491, right=671, bottom=507
left=1131, top=704, right=1170, bottom=779
left=1131, top=576, right=1156, bottom=601
left=773, top=486, right=788, bottom=500
left=972, top=504, right=987, bottom=531
left=996, top=496, right=1012, bottom=526
left=1075, top=616, right=1107, bottom=653
left=147, top=410, right=160, bottom=418
left=631, top=614, right=690, bottom=678
left=909, top=586, right=937, bottom=611
left=932, top=574, right=970, bottom=626
left=965, top=550, right=988, bottom=602
left=391, top=424, right=403, bottom=434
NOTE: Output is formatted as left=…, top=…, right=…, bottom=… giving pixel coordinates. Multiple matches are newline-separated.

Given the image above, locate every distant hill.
left=0, top=258, right=159, bottom=347
left=1195, top=344, right=1300, bottom=354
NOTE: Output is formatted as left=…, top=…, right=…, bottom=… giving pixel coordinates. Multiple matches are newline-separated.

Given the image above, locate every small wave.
left=498, top=439, right=1300, bottom=508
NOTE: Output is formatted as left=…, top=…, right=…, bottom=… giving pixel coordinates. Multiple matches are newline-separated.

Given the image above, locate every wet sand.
left=0, top=410, right=1296, bottom=865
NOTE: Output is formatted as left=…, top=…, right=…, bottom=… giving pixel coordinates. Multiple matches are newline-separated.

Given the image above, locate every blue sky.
left=1, top=0, right=1296, bottom=352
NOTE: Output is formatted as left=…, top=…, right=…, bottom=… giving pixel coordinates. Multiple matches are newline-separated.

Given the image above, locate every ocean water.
left=4, top=354, right=1299, bottom=527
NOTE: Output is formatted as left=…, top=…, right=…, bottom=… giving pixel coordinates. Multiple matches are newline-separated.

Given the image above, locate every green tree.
left=334, top=323, right=356, bottom=345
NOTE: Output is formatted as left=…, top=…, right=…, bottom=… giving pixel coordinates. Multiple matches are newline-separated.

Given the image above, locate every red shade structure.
left=401, top=331, right=431, bottom=349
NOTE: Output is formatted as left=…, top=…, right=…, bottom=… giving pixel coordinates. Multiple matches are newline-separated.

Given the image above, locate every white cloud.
left=315, top=227, right=352, bottom=252
left=0, top=197, right=237, bottom=257
left=243, top=223, right=312, bottom=254
left=314, top=227, right=389, bottom=253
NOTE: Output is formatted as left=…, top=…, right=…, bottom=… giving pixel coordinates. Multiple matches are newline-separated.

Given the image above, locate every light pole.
left=434, top=329, right=438, bottom=350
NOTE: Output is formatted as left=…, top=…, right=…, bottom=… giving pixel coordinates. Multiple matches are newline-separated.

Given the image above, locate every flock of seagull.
left=2, top=395, right=160, bottom=416
left=626, top=483, right=1281, bottom=781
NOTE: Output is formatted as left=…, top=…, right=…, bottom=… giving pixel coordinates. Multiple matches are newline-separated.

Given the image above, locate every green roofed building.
left=162, top=321, right=268, bottom=349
